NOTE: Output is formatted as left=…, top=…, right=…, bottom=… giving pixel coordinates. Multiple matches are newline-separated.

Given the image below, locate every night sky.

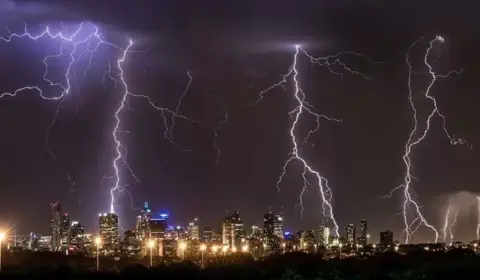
left=1, top=0, right=480, bottom=243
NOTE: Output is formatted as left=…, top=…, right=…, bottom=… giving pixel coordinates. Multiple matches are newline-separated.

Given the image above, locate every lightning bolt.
left=213, top=96, right=228, bottom=164
left=0, top=22, right=197, bottom=215
left=442, top=205, right=452, bottom=243
left=391, top=36, right=468, bottom=244
left=256, top=45, right=371, bottom=236
left=448, top=209, right=459, bottom=243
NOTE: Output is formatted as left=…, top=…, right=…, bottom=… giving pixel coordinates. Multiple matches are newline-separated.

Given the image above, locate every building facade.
left=346, top=223, right=356, bottom=245
left=50, top=202, right=62, bottom=251
left=380, top=230, right=393, bottom=246
left=222, top=211, right=245, bottom=248
left=99, top=213, right=120, bottom=253
left=187, top=218, right=200, bottom=240
left=359, top=219, right=368, bottom=245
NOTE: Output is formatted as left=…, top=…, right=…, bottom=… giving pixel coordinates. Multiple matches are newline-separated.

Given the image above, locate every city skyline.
left=1, top=1, right=480, bottom=244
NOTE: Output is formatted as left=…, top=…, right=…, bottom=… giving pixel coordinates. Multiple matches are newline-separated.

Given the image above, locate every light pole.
left=222, top=245, right=228, bottom=256
left=339, top=243, right=343, bottom=259
left=242, top=244, right=248, bottom=253
left=262, top=243, right=267, bottom=256
left=474, top=243, right=478, bottom=254
left=314, top=244, right=318, bottom=254
left=148, top=240, right=155, bottom=268
left=372, top=244, right=376, bottom=254
left=282, top=242, right=286, bottom=254
left=231, top=246, right=237, bottom=253
left=94, top=237, right=101, bottom=271
left=200, top=244, right=206, bottom=269
left=212, top=245, right=218, bottom=256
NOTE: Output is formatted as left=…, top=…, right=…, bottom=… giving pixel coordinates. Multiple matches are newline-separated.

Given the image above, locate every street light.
left=282, top=242, right=286, bottom=254
left=222, top=245, right=228, bottom=256
left=94, top=236, right=101, bottom=271
left=474, top=243, right=478, bottom=254
left=242, top=244, right=249, bottom=253
left=0, top=232, right=5, bottom=273
left=339, top=243, right=343, bottom=259
left=394, top=245, right=399, bottom=252
left=148, top=239, right=155, bottom=268
left=179, top=242, right=187, bottom=260
left=200, top=244, right=207, bottom=269
left=314, top=244, right=318, bottom=254
left=231, top=246, right=237, bottom=253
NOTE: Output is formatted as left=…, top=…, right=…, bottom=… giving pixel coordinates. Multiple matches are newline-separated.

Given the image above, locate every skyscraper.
left=263, top=212, right=283, bottom=254
left=222, top=211, right=245, bottom=248
left=99, top=213, right=119, bottom=253
left=187, top=218, right=200, bottom=240
left=317, top=222, right=325, bottom=246
left=346, top=223, right=356, bottom=245
left=149, top=213, right=169, bottom=239
left=380, top=230, right=393, bottom=246
left=359, top=219, right=368, bottom=245
left=201, top=226, right=213, bottom=243
left=61, top=213, right=70, bottom=247
left=50, top=202, right=61, bottom=251
left=70, top=221, right=84, bottom=248
left=323, top=227, right=330, bottom=245
left=135, top=202, right=151, bottom=242
left=263, top=212, right=284, bottom=239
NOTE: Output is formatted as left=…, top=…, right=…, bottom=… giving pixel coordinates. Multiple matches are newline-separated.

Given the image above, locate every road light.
left=314, top=244, right=318, bottom=254
left=474, top=243, right=478, bottom=254
left=282, top=242, right=286, bottom=254
left=231, top=246, right=237, bottom=253
left=222, top=245, right=228, bottom=256
left=94, top=236, right=101, bottom=271
left=242, top=244, right=248, bottom=253
left=394, top=245, right=399, bottom=252
left=339, top=243, right=343, bottom=259
left=200, top=244, right=207, bottom=269
left=0, top=232, right=5, bottom=273
left=148, top=239, right=155, bottom=268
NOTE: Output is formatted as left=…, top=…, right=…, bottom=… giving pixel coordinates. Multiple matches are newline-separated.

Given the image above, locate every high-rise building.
left=317, top=222, right=325, bottom=246
left=359, top=219, right=368, bottom=245
left=70, top=221, right=84, bottom=247
left=61, top=213, right=70, bottom=247
left=222, top=211, right=245, bottom=248
left=50, top=202, right=61, bottom=251
left=149, top=213, right=169, bottom=239
left=201, top=226, right=213, bottom=242
left=99, top=213, right=120, bottom=252
left=263, top=212, right=283, bottom=254
left=346, top=223, right=356, bottom=245
left=380, top=230, right=393, bottom=246
left=323, top=227, right=331, bottom=245
left=187, top=218, right=200, bottom=240
left=135, top=202, right=152, bottom=242
left=263, top=212, right=284, bottom=239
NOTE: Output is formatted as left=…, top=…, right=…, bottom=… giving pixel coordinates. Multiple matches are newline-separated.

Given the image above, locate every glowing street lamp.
left=0, top=232, right=5, bottom=273
left=394, top=245, right=399, bottom=252
left=222, top=245, right=228, bottom=256
left=231, top=246, right=237, bottom=253
left=148, top=239, right=155, bottom=267
left=242, top=244, right=249, bottom=253
left=94, top=236, right=101, bottom=271
left=474, top=243, right=478, bottom=254
left=314, top=244, right=318, bottom=254
left=339, top=243, right=343, bottom=259
left=282, top=242, right=286, bottom=254
left=200, top=244, right=207, bottom=269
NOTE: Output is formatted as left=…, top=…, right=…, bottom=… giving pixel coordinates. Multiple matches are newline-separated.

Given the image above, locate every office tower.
left=99, top=213, right=120, bottom=252
left=70, top=221, right=84, bottom=247
left=201, top=226, right=213, bottom=242
left=187, top=217, right=200, bottom=240
left=263, top=212, right=284, bottom=239
left=346, top=223, right=356, bottom=245
left=50, top=202, right=62, bottom=251
left=359, top=219, right=368, bottom=245
left=323, top=227, right=330, bottom=245
left=61, top=213, right=70, bottom=247
left=263, top=212, right=283, bottom=254
left=222, top=211, right=245, bottom=248
left=149, top=213, right=169, bottom=239
left=317, top=222, right=325, bottom=246
left=380, top=230, right=394, bottom=246
left=135, top=202, right=152, bottom=242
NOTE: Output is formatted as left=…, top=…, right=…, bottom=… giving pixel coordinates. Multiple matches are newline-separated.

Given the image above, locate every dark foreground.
left=0, top=249, right=478, bottom=279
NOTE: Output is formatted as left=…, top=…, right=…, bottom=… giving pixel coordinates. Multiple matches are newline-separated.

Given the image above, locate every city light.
left=242, top=245, right=249, bottom=252
left=200, top=244, right=207, bottom=251
left=0, top=232, right=5, bottom=241
left=232, top=247, right=237, bottom=253
left=148, top=240, right=155, bottom=248
left=95, top=236, right=101, bottom=246
left=179, top=242, right=187, bottom=250
left=212, top=245, right=219, bottom=253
